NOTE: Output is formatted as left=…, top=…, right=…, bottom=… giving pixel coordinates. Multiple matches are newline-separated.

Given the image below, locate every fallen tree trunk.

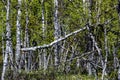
left=21, top=27, right=86, bottom=51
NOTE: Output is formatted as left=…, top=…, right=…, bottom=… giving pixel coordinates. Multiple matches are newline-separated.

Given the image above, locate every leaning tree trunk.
left=16, top=0, right=22, bottom=71
left=1, top=0, right=13, bottom=79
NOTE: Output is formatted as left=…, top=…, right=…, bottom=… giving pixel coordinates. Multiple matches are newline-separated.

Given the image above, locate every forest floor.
left=0, top=54, right=107, bottom=80
left=56, top=74, right=95, bottom=80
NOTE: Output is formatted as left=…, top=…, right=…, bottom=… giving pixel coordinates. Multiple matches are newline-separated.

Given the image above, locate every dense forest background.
left=0, top=0, right=120, bottom=80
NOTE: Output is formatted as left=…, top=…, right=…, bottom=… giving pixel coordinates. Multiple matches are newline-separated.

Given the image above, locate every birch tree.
left=41, top=0, right=47, bottom=70
left=54, top=0, right=61, bottom=69
left=101, top=18, right=108, bottom=80
left=1, top=0, right=13, bottom=79
left=1, top=9, right=5, bottom=66
left=22, top=0, right=30, bottom=71
left=16, top=0, right=22, bottom=71
left=118, top=0, right=120, bottom=79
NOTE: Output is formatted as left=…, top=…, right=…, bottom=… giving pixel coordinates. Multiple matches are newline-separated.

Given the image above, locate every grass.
left=56, top=74, right=95, bottom=80
left=4, top=69, right=97, bottom=80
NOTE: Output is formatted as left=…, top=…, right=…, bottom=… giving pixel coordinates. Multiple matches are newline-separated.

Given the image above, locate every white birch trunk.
left=24, top=27, right=28, bottom=71
left=38, top=49, right=42, bottom=69
left=113, top=45, right=119, bottom=72
left=101, top=25, right=108, bottom=80
left=41, top=0, right=45, bottom=38
left=1, top=0, right=12, bottom=79
left=54, top=0, right=61, bottom=69
left=118, top=68, right=120, bottom=80
left=1, top=9, right=5, bottom=63
left=16, top=0, right=22, bottom=71
left=118, top=1, right=120, bottom=79
left=25, top=0, right=30, bottom=72
left=2, top=33, right=5, bottom=62
left=41, top=0, right=47, bottom=71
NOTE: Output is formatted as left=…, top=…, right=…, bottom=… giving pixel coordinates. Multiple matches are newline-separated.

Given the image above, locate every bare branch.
left=66, top=51, right=95, bottom=62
